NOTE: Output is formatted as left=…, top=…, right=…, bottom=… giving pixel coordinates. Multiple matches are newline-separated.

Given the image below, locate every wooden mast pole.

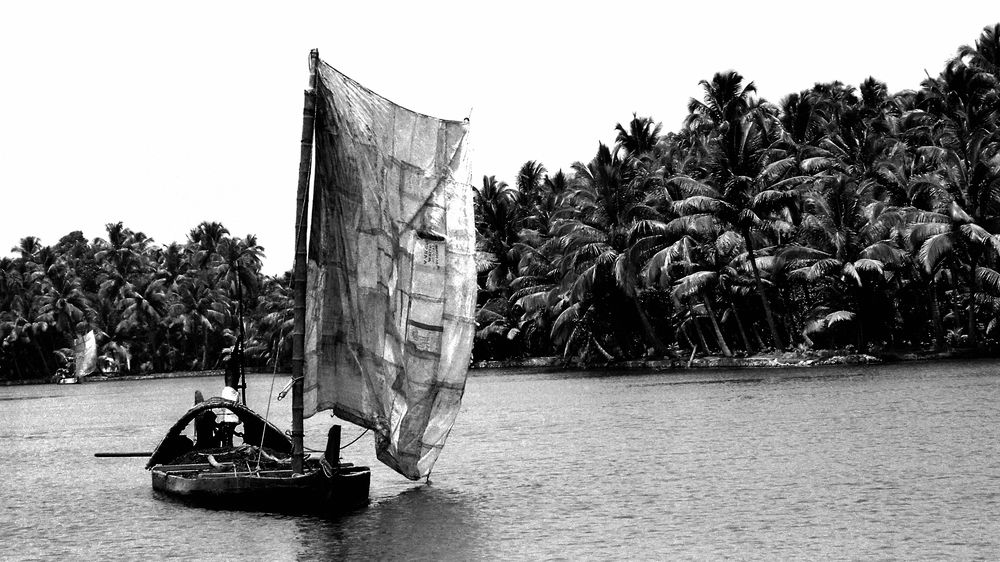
left=291, top=48, right=319, bottom=474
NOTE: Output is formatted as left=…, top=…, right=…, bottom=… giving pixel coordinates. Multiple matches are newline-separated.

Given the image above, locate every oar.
left=94, top=452, right=153, bottom=457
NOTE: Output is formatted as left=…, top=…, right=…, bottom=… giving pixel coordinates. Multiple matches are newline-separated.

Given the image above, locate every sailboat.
left=57, top=331, right=97, bottom=384
left=144, top=50, right=477, bottom=513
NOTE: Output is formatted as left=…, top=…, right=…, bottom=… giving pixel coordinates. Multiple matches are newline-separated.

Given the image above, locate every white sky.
left=1, top=1, right=996, bottom=274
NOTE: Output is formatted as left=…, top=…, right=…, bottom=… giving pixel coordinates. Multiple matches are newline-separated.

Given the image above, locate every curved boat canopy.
left=146, top=397, right=292, bottom=468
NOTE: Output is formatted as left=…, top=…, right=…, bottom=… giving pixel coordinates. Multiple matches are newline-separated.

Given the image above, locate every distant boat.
left=57, top=331, right=97, bottom=384
left=145, top=49, right=477, bottom=513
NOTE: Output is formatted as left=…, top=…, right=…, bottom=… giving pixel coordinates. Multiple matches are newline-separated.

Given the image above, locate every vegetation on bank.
left=471, top=23, right=1000, bottom=364
left=3, top=24, right=1000, bottom=380
left=0, top=222, right=289, bottom=380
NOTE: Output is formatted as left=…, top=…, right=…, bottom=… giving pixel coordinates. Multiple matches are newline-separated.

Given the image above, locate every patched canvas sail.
left=303, top=61, right=476, bottom=480
left=73, top=331, right=97, bottom=377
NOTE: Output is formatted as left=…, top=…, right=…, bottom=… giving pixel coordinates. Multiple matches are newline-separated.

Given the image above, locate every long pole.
left=237, top=268, right=246, bottom=405
left=291, top=49, right=319, bottom=474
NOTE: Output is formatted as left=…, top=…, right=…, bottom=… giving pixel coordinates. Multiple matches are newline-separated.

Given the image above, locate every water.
left=3, top=359, right=1000, bottom=560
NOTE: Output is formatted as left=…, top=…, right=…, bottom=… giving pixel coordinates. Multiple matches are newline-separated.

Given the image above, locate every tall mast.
left=291, top=48, right=319, bottom=474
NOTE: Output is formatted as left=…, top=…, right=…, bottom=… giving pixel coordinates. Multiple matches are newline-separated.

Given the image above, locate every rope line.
left=340, top=428, right=370, bottom=450
left=255, top=359, right=281, bottom=469
left=285, top=428, right=370, bottom=452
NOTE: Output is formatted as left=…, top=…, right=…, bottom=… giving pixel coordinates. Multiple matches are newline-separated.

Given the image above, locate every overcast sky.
left=2, top=1, right=996, bottom=274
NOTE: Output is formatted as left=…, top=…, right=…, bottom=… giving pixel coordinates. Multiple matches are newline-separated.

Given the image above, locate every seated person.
left=194, top=409, right=219, bottom=449
left=214, top=386, right=242, bottom=448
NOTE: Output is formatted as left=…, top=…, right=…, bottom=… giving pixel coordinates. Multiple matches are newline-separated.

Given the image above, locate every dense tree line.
left=0, top=222, right=292, bottom=380
left=5, top=25, right=1000, bottom=378
left=472, top=24, right=1000, bottom=364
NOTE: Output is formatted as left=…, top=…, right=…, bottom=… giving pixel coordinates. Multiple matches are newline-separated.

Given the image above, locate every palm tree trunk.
left=591, top=336, right=614, bottom=362
left=691, top=314, right=711, bottom=354
left=855, top=287, right=867, bottom=352
left=632, top=299, right=673, bottom=358
left=202, top=329, right=209, bottom=371
left=679, top=326, right=696, bottom=353
left=34, top=339, right=50, bottom=376
left=930, top=280, right=945, bottom=351
left=967, top=258, right=979, bottom=347
left=148, top=325, right=159, bottom=373
left=742, top=230, right=785, bottom=349
left=731, top=305, right=753, bottom=352
left=752, top=323, right=766, bottom=350
left=12, top=352, right=25, bottom=380
left=702, top=294, right=732, bottom=357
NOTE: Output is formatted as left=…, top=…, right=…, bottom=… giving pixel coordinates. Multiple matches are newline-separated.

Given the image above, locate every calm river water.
left=3, top=359, right=1000, bottom=560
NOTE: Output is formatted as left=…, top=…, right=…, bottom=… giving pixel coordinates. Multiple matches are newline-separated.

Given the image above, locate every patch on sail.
left=303, top=60, right=476, bottom=480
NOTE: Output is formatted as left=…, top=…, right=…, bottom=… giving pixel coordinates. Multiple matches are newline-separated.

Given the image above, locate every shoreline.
left=3, top=349, right=994, bottom=386
left=1, top=369, right=225, bottom=387
left=468, top=348, right=994, bottom=373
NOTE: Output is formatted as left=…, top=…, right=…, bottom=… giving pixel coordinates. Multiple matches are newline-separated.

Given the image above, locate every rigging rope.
left=255, top=354, right=281, bottom=469
left=284, top=427, right=370, bottom=452
left=339, top=428, right=370, bottom=450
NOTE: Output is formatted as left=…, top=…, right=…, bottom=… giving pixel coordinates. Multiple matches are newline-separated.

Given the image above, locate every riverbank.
left=468, top=347, right=994, bottom=373
left=2, top=348, right=993, bottom=385
left=0, top=369, right=225, bottom=386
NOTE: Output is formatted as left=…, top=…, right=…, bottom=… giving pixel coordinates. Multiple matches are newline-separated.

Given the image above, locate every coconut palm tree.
left=170, top=275, right=228, bottom=369
left=955, top=24, right=1000, bottom=81
left=116, top=277, right=169, bottom=371
left=668, top=114, right=808, bottom=348
left=615, top=114, right=662, bottom=160
left=474, top=175, right=524, bottom=293
left=552, top=143, right=672, bottom=358
left=188, top=221, right=231, bottom=269
left=36, top=262, right=92, bottom=338
left=685, top=70, right=757, bottom=131
left=910, top=201, right=998, bottom=346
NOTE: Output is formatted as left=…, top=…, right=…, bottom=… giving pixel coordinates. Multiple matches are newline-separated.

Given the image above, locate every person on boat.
left=215, top=386, right=241, bottom=447
left=193, top=390, right=220, bottom=449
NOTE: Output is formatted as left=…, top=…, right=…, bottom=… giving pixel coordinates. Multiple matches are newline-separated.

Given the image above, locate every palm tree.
left=474, top=175, right=524, bottom=293
left=171, top=275, right=228, bottom=369
left=116, top=277, right=168, bottom=371
left=553, top=143, right=672, bottom=358
left=668, top=117, right=807, bottom=348
left=36, top=262, right=92, bottom=337
left=685, top=70, right=757, bottom=131
left=516, top=160, right=547, bottom=222
left=11, top=236, right=43, bottom=262
left=215, top=234, right=265, bottom=372
left=188, top=221, right=230, bottom=269
left=670, top=270, right=732, bottom=357
left=615, top=114, right=662, bottom=159
left=910, top=201, right=998, bottom=346
left=955, top=24, right=1000, bottom=80
left=248, top=274, right=293, bottom=371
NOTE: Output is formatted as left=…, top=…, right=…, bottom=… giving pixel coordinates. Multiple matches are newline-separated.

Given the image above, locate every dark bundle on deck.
left=170, top=444, right=292, bottom=471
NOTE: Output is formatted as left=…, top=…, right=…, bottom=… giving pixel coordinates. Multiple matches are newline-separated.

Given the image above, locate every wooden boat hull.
left=147, top=398, right=370, bottom=514
left=151, top=464, right=370, bottom=514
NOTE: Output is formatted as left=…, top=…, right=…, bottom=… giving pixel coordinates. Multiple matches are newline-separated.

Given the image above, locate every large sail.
left=73, top=331, right=97, bottom=377
left=303, top=61, right=476, bottom=480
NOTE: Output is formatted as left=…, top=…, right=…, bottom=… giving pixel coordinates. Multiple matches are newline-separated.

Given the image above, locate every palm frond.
left=917, top=233, right=954, bottom=274
left=853, top=258, right=885, bottom=276
left=825, top=310, right=856, bottom=327
left=976, top=267, right=1000, bottom=295
left=672, top=270, right=718, bottom=300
